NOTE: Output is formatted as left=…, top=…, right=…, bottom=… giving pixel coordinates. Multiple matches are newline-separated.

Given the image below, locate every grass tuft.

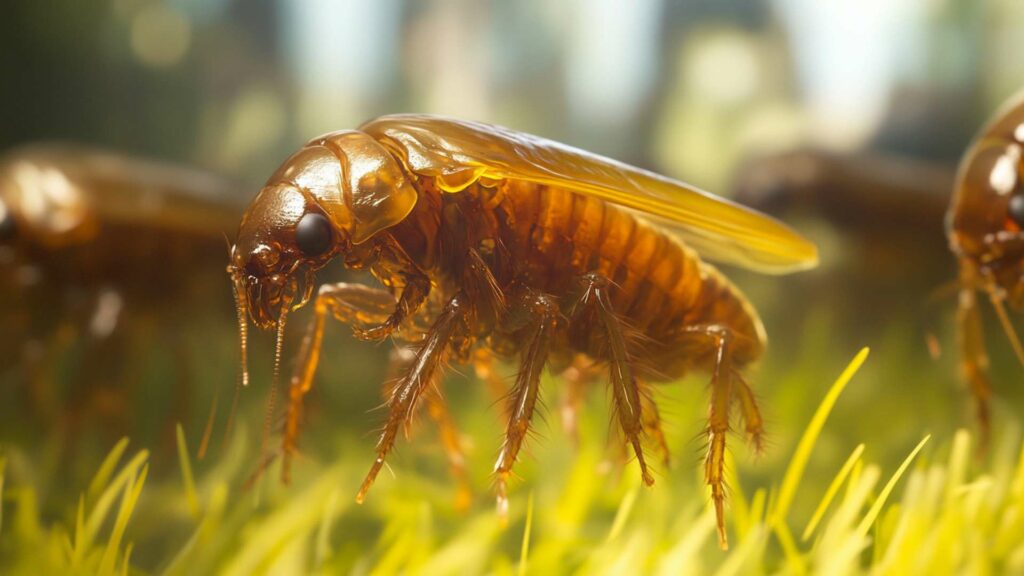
left=5, top=347, right=1024, bottom=574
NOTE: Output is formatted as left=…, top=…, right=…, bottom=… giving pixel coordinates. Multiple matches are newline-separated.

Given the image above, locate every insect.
left=228, top=115, right=818, bottom=549
left=947, top=91, right=1024, bottom=445
left=733, top=149, right=954, bottom=336
left=0, top=143, right=244, bottom=451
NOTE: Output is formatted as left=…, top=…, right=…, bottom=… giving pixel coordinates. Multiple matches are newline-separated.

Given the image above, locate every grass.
left=3, top=347, right=1024, bottom=574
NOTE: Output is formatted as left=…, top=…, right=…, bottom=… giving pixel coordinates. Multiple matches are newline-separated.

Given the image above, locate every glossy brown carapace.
left=230, top=115, right=817, bottom=549
left=948, top=93, right=1024, bottom=443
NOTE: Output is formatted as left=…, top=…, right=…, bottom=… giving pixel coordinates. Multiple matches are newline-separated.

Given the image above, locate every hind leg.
left=732, top=369, right=765, bottom=453
left=678, top=324, right=744, bottom=550
left=573, top=273, right=655, bottom=486
left=638, top=379, right=671, bottom=467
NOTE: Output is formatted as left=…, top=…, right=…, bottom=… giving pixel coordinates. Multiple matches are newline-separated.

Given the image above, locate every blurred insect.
left=733, top=149, right=955, bottom=335
left=229, top=115, right=818, bottom=549
left=0, top=143, right=244, bottom=452
left=947, top=91, right=1024, bottom=445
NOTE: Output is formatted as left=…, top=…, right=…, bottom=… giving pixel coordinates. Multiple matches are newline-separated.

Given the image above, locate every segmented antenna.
left=259, top=306, right=289, bottom=476
left=234, top=276, right=250, bottom=387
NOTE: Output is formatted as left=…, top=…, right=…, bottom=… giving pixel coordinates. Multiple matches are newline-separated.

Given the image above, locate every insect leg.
left=638, top=379, right=671, bottom=467
left=352, top=270, right=431, bottom=342
left=493, top=291, right=559, bottom=516
left=424, top=383, right=473, bottom=510
left=679, top=323, right=735, bottom=550
left=574, top=273, right=655, bottom=487
left=957, top=284, right=992, bottom=448
left=558, top=356, right=596, bottom=446
left=473, top=347, right=508, bottom=399
left=732, top=369, right=764, bottom=453
left=389, top=346, right=473, bottom=510
left=357, top=292, right=470, bottom=503
left=281, top=282, right=399, bottom=484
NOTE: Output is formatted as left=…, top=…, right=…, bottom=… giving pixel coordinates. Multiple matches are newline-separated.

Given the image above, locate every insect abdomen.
left=493, top=180, right=765, bottom=369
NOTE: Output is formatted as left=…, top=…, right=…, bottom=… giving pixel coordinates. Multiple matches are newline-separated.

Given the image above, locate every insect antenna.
left=989, top=291, right=1024, bottom=368
left=259, top=306, right=289, bottom=479
left=233, top=274, right=250, bottom=388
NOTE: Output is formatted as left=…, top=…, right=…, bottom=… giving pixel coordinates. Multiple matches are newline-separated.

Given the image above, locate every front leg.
left=282, top=282, right=403, bottom=483
left=352, top=272, right=431, bottom=342
left=957, top=284, right=991, bottom=448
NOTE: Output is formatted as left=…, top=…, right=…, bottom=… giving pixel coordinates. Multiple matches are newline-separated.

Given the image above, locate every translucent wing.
left=361, top=114, right=818, bottom=274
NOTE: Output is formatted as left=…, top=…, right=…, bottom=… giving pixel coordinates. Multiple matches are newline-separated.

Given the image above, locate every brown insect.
left=0, top=143, right=244, bottom=451
left=947, top=91, right=1024, bottom=444
left=228, top=115, right=818, bottom=549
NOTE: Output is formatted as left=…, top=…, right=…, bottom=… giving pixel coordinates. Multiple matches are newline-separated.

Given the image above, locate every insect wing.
left=361, top=114, right=818, bottom=274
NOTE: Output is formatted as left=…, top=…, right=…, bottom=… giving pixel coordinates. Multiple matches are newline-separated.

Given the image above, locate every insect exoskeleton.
left=947, top=91, right=1024, bottom=444
left=0, top=143, right=244, bottom=452
left=229, top=115, right=818, bottom=550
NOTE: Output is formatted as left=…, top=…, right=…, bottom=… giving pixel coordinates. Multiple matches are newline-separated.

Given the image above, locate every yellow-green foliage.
left=3, top=348, right=1024, bottom=574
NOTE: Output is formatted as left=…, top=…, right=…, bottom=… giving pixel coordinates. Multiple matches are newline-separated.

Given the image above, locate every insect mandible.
left=228, top=115, right=818, bottom=549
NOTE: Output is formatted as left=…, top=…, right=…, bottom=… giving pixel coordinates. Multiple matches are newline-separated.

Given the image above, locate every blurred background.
left=4, top=0, right=1024, bottom=573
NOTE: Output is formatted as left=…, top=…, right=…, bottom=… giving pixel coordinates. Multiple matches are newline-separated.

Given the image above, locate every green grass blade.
left=855, top=435, right=930, bottom=538
left=607, top=486, right=639, bottom=542
left=771, top=347, right=869, bottom=525
left=88, top=437, right=130, bottom=503
left=314, top=489, right=341, bottom=569
left=99, top=464, right=148, bottom=575
left=79, top=449, right=149, bottom=567
left=176, top=423, right=200, bottom=520
left=802, top=443, right=865, bottom=541
left=519, top=491, right=535, bottom=576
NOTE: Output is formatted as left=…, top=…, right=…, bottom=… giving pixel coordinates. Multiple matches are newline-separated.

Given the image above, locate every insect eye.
left=295, top=212, right=333, bottom=257
left=1009, top=194, right=1024, bottom=228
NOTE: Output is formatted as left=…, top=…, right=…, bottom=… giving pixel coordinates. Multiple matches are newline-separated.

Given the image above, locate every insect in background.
left=947, top=91, right=1024, bottom=446
left=228, top=115, right=818, bottom=549
left=732, top=148, right=955, bottom=339
left=0, top=143, right=245, bottom=455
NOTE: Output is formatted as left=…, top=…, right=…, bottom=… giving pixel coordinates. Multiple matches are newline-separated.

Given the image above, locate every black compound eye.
left=1010, top=194, right=1024, bottom=227
left=295, top=212, right=333, bottom=257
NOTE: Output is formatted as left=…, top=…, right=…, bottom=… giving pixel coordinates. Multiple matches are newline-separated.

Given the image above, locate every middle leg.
left=492, top=290, right=560, bottom=516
